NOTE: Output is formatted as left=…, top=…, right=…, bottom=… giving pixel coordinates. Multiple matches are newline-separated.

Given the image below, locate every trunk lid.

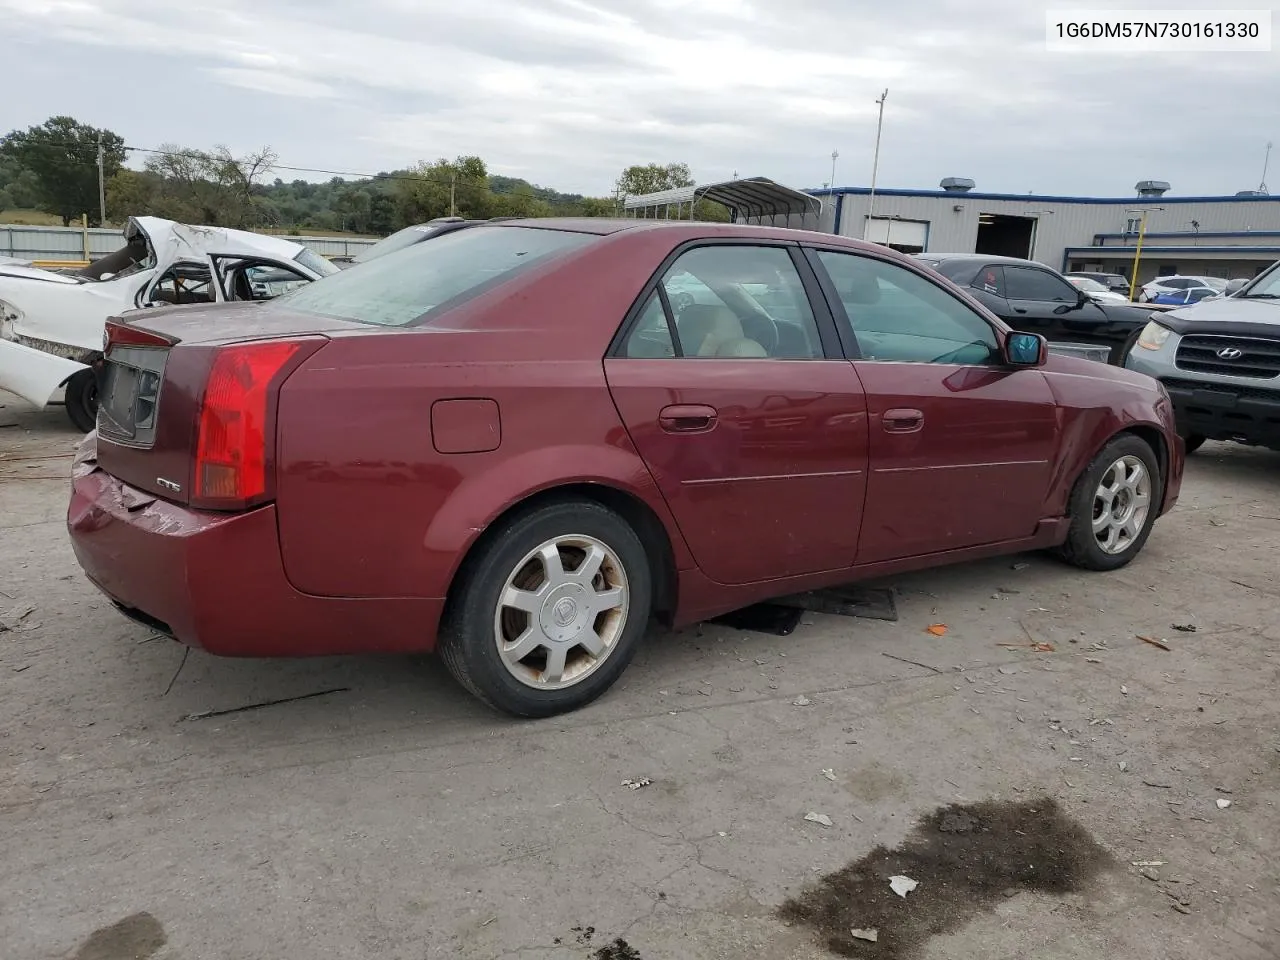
left=95, top=302, right=373, bottom=505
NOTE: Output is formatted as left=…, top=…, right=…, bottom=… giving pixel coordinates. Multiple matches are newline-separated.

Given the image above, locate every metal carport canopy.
left=622, top=177, right=820, bottom=222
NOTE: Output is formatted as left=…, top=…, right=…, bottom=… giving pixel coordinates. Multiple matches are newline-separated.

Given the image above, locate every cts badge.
left=156, top=477, right=182, bottom=493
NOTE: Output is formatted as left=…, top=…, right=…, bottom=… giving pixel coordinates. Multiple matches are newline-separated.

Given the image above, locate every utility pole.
left=96, top=134, right=107, bottom=226
left=866, top=89, right=888, bottom=240
left=830, top=150, right=839, bottom=191
left=449, top=173, right=457, bottom=217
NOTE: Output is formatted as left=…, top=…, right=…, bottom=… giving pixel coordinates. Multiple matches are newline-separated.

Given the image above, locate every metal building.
left=804, top=180, right=1280, bottom=283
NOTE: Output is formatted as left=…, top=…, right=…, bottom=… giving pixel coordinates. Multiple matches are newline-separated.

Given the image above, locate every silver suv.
left=1125, top=260, right=1280, bottom=452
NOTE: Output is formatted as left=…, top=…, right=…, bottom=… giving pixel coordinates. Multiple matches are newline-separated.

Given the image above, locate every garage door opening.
left=975, top=214, right=1035, bottom=259
left=863, top=216, right=929, bottom=254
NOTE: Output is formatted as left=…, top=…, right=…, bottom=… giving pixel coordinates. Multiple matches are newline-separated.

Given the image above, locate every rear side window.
left=280, top=226, right=594, bottom=327
left=971, top=265, right=1005, bottom=297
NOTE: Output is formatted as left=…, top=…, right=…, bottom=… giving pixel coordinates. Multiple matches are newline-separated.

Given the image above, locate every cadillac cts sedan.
left=68, top=220, right=1183, bottom=717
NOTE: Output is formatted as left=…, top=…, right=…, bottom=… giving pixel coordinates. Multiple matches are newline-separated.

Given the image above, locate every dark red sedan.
left=68, top=219, right=1183, bottom=716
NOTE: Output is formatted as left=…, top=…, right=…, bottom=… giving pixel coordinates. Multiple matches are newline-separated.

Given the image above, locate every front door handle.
left=659, top=404, right=717, bottom=433
left=883, top=408, right=924, bottom=434
left=1014, top=307, right=1028, bottom=314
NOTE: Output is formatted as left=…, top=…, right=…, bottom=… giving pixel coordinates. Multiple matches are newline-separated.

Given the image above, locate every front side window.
left=658, top=245, right=822, bottom=359
left=280, top=226, right=594, bottom=327
left=815, top=249, right=998, bottom=365
left=1004, top=266, right=1078, bottom=302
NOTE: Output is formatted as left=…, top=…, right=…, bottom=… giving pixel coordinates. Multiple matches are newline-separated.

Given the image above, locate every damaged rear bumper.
left=67, top=442, right=443, bottom=657
left=0, top=337, right=86, bottom=407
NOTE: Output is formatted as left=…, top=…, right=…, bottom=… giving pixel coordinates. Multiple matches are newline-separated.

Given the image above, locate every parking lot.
left=1, top=391, right=1278, bottom=960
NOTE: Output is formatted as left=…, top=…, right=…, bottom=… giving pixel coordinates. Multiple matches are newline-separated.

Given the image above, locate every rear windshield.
left=279, top=226, right=594, bottom=327
left=352, top=223, right=439, bottom=263
left=925, top=259, right=972, bottom=281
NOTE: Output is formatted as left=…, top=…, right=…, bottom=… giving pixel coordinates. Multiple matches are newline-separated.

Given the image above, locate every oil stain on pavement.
left=779, top=797, right=1114, bottom=958
left=71, top=912, right=166, bottom=960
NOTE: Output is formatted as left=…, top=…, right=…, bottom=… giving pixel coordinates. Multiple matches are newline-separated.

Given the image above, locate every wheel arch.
left=1061, top=421, right=1170, bottom=521
left=441, top=481, right=682, bottom=628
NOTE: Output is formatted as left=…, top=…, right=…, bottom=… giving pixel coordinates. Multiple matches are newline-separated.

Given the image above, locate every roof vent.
left=1135, top=180, right=1170, bottom=197
left=1235, top=189, right=1268, bottom=197
left=940, top=177, right=975, bottom=193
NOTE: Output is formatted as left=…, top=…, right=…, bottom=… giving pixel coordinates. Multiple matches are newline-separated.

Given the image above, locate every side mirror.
left=1005, top=332, right=1047, bottom=367
left=1226, top=278, right=1248, bottom=296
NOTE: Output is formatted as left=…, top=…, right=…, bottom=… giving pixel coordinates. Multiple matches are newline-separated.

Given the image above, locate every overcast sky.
left=2, top=0, right=1275, bottom=198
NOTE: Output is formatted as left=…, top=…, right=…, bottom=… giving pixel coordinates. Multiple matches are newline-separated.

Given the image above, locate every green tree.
left=0, top=156, right=42, bottom=210
left=615, top=162, right=694, bottom=198
left=393, top=155, right=491, bottom=225
left=105, top=169, right=160, bottom=222
left=0, top=116, right=127, bottom=225
left=490, top=184, right=553, bottom=219
left=334, top=187, right=372, bottom=232
left=367, top=190, right=397, bottom=234
left=577, top=196, right=619, bottom=217
left=142, top=143, right=277, bottom=227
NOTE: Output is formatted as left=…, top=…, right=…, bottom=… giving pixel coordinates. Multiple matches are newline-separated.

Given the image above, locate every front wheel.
left=438, top=500, right=652, bottom=717
left=64, top=368, right=98, bottom=433
left=1054, top=435, right=1162, bottom=571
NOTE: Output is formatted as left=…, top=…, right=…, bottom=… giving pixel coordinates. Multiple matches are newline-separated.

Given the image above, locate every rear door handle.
left=1014, top=307, right=1028, bottom=314
left=659, top=404, right=718, bottom=433
left=883, top=407, right=924, bottom=434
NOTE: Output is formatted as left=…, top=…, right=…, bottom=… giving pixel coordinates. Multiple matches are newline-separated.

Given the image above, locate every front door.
left=605, top=243, right=869, bottom=585
left=1002, top=263, right=1115, bottom=346
left=809, top=247, right=1059, bottom=564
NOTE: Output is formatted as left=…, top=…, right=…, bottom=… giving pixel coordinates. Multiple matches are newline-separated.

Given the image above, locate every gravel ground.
left=1, top=393, right=1277, bottom=960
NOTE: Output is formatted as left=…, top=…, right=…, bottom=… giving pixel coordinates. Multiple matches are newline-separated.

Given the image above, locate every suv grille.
left=1175, top=335, right=1280, bottom=379
left=1172, top=337, right=1280, bottom=378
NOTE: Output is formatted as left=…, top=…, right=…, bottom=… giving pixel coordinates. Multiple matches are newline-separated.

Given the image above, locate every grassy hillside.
left=0, top=209, right=66, bottom=226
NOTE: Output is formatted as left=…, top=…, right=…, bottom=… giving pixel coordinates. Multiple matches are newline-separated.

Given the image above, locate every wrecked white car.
left=0, top=216, right=337, bottom=431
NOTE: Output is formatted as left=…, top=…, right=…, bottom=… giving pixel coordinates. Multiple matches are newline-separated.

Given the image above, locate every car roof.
left=489, top=218, right=893, bottom=252
left=915, top=253, right=1057, bottom=268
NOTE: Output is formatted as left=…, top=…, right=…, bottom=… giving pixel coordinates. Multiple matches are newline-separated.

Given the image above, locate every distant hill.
left=489, top=176, right=587, bottom=207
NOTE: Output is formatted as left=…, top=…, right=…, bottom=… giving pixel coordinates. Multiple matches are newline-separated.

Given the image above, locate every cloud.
left=0, top=0, right=1275, bottom=196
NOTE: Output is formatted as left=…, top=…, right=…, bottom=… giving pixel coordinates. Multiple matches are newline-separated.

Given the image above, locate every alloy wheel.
left=493, top=534, right=630, bottom=689
left=1092, top=454, right=1152, bottom=555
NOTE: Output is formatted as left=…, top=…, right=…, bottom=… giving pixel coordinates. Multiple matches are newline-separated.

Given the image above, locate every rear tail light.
left=104, top=320, right=174, bottom=353
left=193, top=338, right=322, bottom=508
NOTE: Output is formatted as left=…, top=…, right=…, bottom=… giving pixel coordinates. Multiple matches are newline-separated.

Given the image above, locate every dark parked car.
left=69, top=221, right=1183, bottom=717
left=916, top=254, right=1157, bottom=363
left=1066, top=271, right=1132, bottom=296
left=346, top=217, right=515, bottom=266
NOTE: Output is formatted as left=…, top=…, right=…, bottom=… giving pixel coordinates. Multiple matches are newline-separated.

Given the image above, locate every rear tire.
left=438, top=499, right=652, bottom=718
left=1183, top=434, right=1206, bottom=455
left=1054, top=435, right=1162, bottom=572
left=64, top=369, right=98, bottom=433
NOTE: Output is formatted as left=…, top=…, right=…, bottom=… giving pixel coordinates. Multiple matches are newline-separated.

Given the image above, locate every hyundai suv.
left=1125, top=260, right=1280, bottom=452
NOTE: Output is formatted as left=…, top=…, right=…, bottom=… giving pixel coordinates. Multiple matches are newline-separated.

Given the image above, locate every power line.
left=126, top=145, right=476, bottom=186
left=5, top=138, right=484, bottom=187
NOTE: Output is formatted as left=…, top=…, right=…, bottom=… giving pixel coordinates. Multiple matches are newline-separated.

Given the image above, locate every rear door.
left=211, top=256, right=316, bottom=302
left=809, top=247, right=1059, bottom=563
left=605, top=242, right=869, bottom=585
